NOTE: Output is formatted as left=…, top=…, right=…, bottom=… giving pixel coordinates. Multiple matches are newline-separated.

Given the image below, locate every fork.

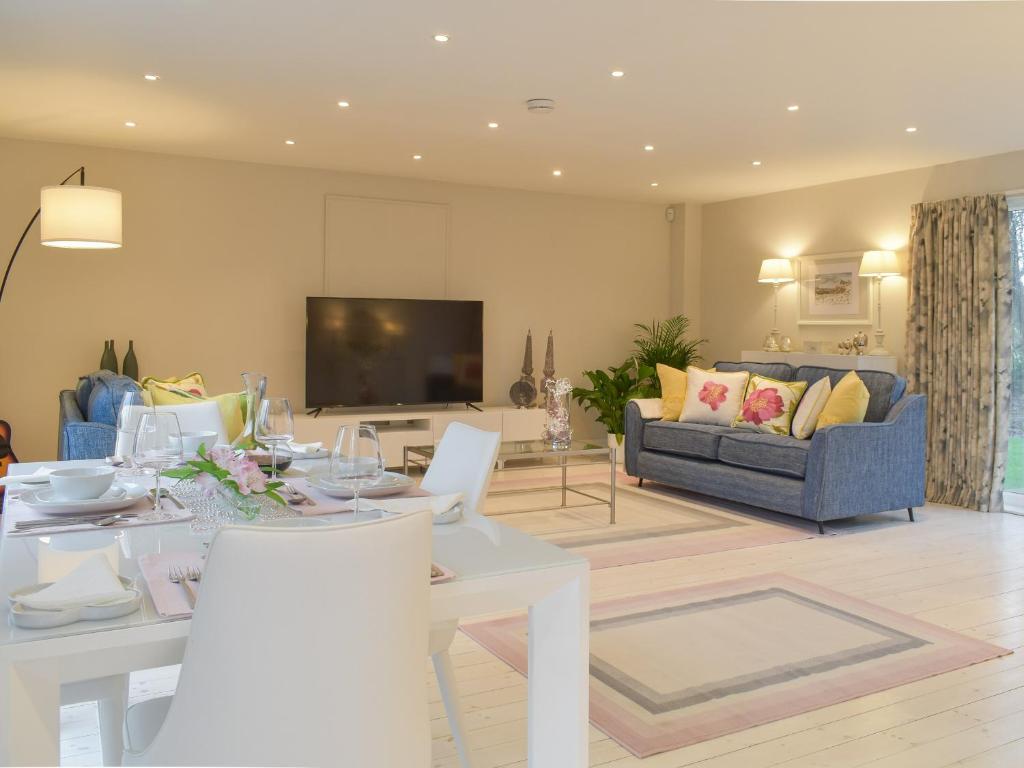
left=280, top=482, right=316, bottom=506
left=168, top=566, right=197, bottom=608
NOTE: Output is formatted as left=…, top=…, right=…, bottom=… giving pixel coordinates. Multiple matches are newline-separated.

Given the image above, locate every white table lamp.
left=860, top=250, right=900, bottom=356
left=758, top=258, right=795, bottom=351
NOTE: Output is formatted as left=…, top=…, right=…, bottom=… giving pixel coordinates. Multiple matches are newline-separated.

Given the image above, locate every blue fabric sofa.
left=624, top=362, right=926, bottom=532
left=58, top=371, right=142, bottom=461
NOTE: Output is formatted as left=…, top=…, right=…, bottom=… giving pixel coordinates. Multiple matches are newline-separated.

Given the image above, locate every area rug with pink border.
left=462, top=573, right=1011, bottom=758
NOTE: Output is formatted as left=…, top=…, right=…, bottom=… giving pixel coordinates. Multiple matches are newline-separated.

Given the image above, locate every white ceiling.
left=2, top=0, right=1024, bottom=203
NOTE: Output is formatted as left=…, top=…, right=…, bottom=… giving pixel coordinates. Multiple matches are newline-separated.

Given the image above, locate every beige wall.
left=701, top=148, right=1024, bottom=368
left=0, top=137, right=670, bottom=460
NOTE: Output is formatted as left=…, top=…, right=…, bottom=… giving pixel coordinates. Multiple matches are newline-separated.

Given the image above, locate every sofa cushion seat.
left=643, top=421, right=733, bottom=460
left=717, top=432, right=812, bottom=479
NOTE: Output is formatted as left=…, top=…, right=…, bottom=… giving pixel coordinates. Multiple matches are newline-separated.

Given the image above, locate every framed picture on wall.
left=797, top=252, right=873, bottom=326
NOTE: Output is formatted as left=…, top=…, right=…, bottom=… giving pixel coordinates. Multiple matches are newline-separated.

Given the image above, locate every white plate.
left=9, top=577, right=141, bottom=629
left=306, top=471, right=415, bottom=499
left=19, top=483, right=149, bottom=516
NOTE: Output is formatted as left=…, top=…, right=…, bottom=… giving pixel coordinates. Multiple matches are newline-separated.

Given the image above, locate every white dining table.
left=0, top=459, right=590, bottom=767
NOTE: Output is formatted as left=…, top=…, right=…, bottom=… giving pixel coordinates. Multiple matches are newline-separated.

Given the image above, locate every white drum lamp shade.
left=860, top=250, right=900, bottom=277
left=40, top=185, right=122, bottom=249
left=757, top=258, right=795, bottom=284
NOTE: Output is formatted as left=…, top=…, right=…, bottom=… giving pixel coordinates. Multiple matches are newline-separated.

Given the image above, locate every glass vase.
left=216, top=484, right=262, bottom=521
left=542, top=378, right=573, bottom=449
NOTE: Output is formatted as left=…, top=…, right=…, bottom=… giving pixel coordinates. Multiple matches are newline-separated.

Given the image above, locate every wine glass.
left=115, top=391, right=149, bottom=474
left=257, top=396, right=294, bottom=480
left=329, top=425, right=384, bottom=520
left=133, top=412, right=184, bottom=511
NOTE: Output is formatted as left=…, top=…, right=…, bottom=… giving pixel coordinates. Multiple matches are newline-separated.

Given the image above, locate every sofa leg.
left=637, top=478, right=644, bottom=488
left=908, top=507, right=915, bottom=522
left=817, top=522, right=825, bottom=535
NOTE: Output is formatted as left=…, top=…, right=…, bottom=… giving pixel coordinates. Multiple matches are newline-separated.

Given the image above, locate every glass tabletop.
left=0, top=461, right=584, bottom=647
left=410, top=438, right=610, bottom=460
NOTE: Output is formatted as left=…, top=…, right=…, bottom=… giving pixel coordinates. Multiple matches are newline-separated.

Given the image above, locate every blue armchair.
left=58, top=371, right=142, bottom=460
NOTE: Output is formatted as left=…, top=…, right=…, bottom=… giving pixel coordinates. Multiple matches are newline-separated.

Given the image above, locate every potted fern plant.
left=631, top=315, right=705, bottom=395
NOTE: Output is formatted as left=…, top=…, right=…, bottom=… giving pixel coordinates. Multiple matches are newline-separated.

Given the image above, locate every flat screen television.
left=306, top=297, right=484, bottom=408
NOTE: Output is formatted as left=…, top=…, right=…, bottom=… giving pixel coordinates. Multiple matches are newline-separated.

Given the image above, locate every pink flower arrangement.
left=163, top=444, right=283, bottom=504
left=741, top=387, right=785, bottom=425
left=698, top=381, right=729, bottom=411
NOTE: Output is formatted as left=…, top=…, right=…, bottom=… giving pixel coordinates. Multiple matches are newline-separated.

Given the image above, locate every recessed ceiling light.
left=412, top=154, right=423, bottom=160
left=650, top=182, right=659, bottom=187
left=552, top=169, right=562, bottom=177
left=905, top=126, right=918, bottom=133
left=610, top=70, right=625, bottom=78
left=787, top=105, right=799, bottom=112
left=488, top=122, right=499, bottom=129
left=284, top=139, right=295, bottom=145
left=337, top=101, right=350, bottom=108
left=143, top=74, right=160, bottom=81
left=643, top=145, right=654, bottom=152
left=751, top=160, right=762, bottom=166
left=433, top=34, right=450, bottom=43
left=124, top=121, right=137, bottom=128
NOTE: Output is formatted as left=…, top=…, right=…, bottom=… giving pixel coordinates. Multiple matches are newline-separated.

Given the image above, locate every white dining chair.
left=114, top=401, right=228, bottom=457
left=421, top=422, right=501, bottom=768
left=122, top=511, right=433, bottom=767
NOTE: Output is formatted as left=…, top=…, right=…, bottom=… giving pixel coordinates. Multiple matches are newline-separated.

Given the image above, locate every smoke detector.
left=526, top=98, right=555, bottom=114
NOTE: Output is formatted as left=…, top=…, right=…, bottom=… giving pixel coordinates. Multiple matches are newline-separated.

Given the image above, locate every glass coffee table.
left=404, top=438, right=618, bottom=524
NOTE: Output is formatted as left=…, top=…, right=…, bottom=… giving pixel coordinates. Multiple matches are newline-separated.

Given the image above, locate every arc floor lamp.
left=0, top=166, right=123, bottom=306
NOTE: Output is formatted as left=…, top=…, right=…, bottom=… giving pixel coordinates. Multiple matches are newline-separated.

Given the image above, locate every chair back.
left=114, top=401, right=228, bottom=456
left=130, top=512, right=432, bottom=767
left=421, top=422, right=501, bottom=515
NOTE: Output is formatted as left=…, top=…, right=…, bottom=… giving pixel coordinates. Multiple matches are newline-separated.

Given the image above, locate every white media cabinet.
left=293, top=405, right=548, bottom=468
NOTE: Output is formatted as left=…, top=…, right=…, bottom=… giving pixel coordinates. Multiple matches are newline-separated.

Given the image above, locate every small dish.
left=9, top=576, right=141, bottom=629
left=19, top=483, right=148, bottom=516
left=49, top=467, right=116, bottom=500
left=306, top=471, right=415, bottom=499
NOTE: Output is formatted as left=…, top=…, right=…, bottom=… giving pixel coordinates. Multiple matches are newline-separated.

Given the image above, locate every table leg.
left=403, top=446, right=409, bottom=476
left=609, top=448, right=617, bottom=525
left=561, top=455, right=567, bottom=508
left=527, top=568, right=589, bottom=767
left=0, top=655, right=61, bottom=766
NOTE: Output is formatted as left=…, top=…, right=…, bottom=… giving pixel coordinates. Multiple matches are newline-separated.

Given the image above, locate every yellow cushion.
left=147, top=385, right=246, bottom=443
left=658, top=364, right=715, bottom=421
left=732, top=375, right=808, bottom=436
left=140, top=372, right=208, bottom=398
left=816, top=371, right=870, bottom=428
left=657, top=364, right=688, bottom=421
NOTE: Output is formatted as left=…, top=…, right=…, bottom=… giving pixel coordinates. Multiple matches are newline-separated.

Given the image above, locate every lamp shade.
left=39, top=185, right=122, bottom=249
left=757, top=258, right=795, bottom=284
left=860, top=250, right=900, bottom=277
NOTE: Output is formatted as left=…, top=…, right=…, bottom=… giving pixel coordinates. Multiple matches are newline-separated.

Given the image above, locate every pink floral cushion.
left=678, top=368, right=750, bottom=427
left=732, top=375, right=808, bottom=436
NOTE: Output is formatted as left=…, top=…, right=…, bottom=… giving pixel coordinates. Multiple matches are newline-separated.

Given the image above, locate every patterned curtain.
left=906, top=194, right=1012, bottom=512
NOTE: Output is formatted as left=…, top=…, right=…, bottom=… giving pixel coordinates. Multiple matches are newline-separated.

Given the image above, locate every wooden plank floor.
left=58, top=479, right=1024, bottom=767
left=428, top=481, right=1024, bottom=768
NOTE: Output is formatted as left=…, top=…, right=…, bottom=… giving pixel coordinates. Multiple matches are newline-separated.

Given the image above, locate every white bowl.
left=49, top=467, right=117, bottom=501
left=177, top=431, right=220, bottom=456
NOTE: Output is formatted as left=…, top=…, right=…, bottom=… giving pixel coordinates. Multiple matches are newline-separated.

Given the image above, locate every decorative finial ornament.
left=541, top=330, right=555, bottom=404
left=508, top=330, right=538, bottom=407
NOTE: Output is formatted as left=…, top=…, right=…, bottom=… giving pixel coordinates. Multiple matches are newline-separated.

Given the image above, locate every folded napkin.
left=17, top=553, right=127, bottom=611
left=138, top=552, right=205, bottom=617
left=354, top=492, right=464, bottom=524
left=0, top=466, right=54, bottom=487
left=287, top=440, right=323, bottom=456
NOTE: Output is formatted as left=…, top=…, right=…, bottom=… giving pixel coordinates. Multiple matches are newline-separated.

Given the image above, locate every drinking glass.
left=329, top=425, right=384, bottom=520
left=257, top=396, right=294, bottom=480
left=133, top=412, right=184, bottom=511
left=115, top=391, right=149, bottom=473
